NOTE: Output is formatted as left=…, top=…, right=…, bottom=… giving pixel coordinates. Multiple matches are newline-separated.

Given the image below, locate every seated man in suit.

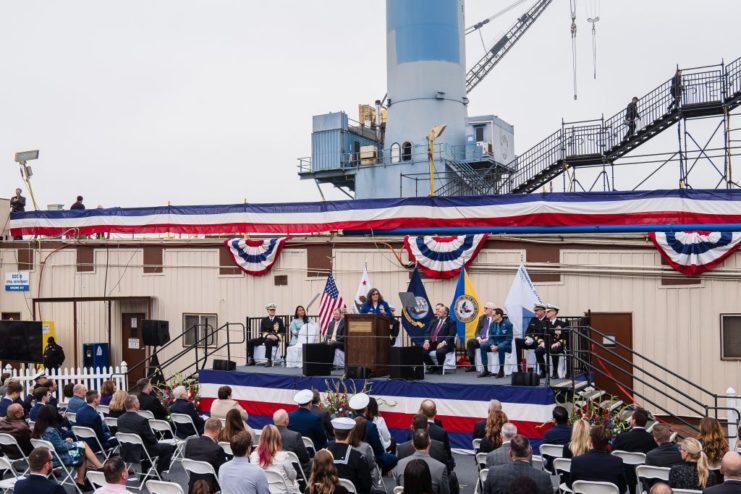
left=0, top=380, right=24, bottom=418
left=569, top=425, right=627, bottom=493
left=324, top=308, right=345, bottom=352
left=288, top=389, right=327, bottom=450
left=484, top=435, right=553, bottom=494
left=66, top=384, right=87, bottom=413
left=543, top=405, right=572, bottom=445
left=184, top=418, right=228, bottom=493
left=29, top=386, right=51, bottom=421
left=310, top=389, right=333, bottom=440
left=97, top=456, right=131, bottom=494
left=0, top=403, right=33, bottom=459
left=465, top=302, right=496, bottom=373
left=326, top=417, right=373, bottom=494
left=473, top=400, right=503, bottom=440
left=393, top=430, right=450, bottom=494
left=646, top=423, right=682, bottom=467
left=614, top=408, right=657, bottom=494
left=478, top=308, right=513, bottom=379
left=486, top=422, right=517, bottom=467
left=135, top=378, right=169, bottom=420
left=419, top=399, right=454, bottom=469
left=422, top=304, right=457, bottom=374
left=398, top=414, right=458, bottom=494
left=12, top=447, right=66, bottom=494
left=117, top=395, right=175, bottom=475
left=75, top=390, right=117, bottom=452
left=273, top=408, right=311, bottom=477
left=170, top=385, right=205, bottom=438
left=703, top=451, right=741, bottom=493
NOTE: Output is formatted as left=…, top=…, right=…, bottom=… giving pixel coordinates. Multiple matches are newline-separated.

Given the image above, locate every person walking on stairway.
left=624, top=97, right=640, bottom=141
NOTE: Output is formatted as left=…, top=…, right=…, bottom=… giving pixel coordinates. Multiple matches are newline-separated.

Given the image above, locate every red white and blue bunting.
left=224, top=237, right=289, bottom=276
left=649, top=231, right=741, bottom=276
left=403, top=234, right=489, bottom=279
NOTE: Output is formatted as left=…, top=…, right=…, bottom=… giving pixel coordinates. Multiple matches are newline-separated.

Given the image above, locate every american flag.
left=318, top=273, right=344, bottom=336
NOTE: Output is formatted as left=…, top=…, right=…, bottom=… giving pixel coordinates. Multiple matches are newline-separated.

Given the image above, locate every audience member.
left=99, top=380, right=116, bottom=406
left=422, top=304, right=456, bottom=374
left=703, top=451, right=741, bottom=493
left=393, top=430, right=450, bottom=494
left=614, top=408, right=657, bottom=494
left=219, top=431, right=270, bottom=494
left=289, top=305, right=308, bottom=347
left=71, top=195, right=85, bottom=210
left=289, top=390, right=328, bottom=450
left=348, top=417, right=384, bottom=490
left=325, top=417, right=372, bottom=494
left=117, top=395, right=175, bottom=474
left=699, top=417, right=730, bottom=469
left=568, top=425, right=627, bottom=493
left=350, top=392, right=397, bottom=473
left=0, top=403, right=33, bottom=458
left=466, top=302, right=496, bottom=373
left=32, top=404, right=103, bottom=490
left=184, top=417, right=227, bottom=494
left=250, top=424, right=300, bottom=494
left=307, top=449, right=351, bottom=494
left=403, top=459, right=434, bottom=494
left=419, top=400, right=453, bottom=464
left=646, top=424, right=682, bottom=467
left=480, top=410, right=508, bottom=453
left=543, top=406, right=572, bottom=445
left=324, top=308, right=345, bottom=352
left=247, top=303, right=284, bottom=367
left=484, top=435, right=552, bottom=494
left=170, top=385, right=205, bottom=438
left=0, top=380, right=23, bottom=417
left=398, top=414, right=454, bottom=473
left=669, top=438, right=720, bottom=491
left=366, top=397, right=394, bottom=452
left=649, top=483, right=673, bottom=494
left=211, top=385, right=249, bottom=421
left=273, top=409, right=311, bottom=476
left=45, top=379, right=59, bottom=408
left=564, top=418, right=590, bottom=458
left=135, top=378, right=169, bottom=420
left=29, top=386, right=51, bottom=421
left=75, top=389, right=116, bottom=452
left=0, top=374, right=11, bottom=397
left=220, top=408, right=251, bottom=444
left=477, top=308, right=512, bottom=378
left=107, top=390, right=128, bottom=418
left=310, top=389, right=334, bottom=439
left=486, top=422, right=517, bottom=467
left=94, top=456, right=129, bottom=494
left=12, top=447, right=65, bottom=494
left=62, top=383, right=75, bottom=402
left=473, top=400, right=502, bottom=440
left=66, top=384, right=87, bottom=413
left=509, top=476, right=539, bottom=494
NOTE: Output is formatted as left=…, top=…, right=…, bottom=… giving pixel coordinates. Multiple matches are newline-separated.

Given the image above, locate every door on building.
left=1, top=313, right=21, bottom=320
left=588, top=312, right=633, bottom=403
left=121, top=313, right=146, bottom=385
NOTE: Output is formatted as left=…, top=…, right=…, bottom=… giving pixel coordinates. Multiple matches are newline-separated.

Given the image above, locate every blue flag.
left=401, top=268, right=433, bottom=345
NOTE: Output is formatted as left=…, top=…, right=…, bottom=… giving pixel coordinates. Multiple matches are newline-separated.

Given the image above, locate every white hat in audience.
left=294, top=389, right=313, bottom=405
left=265, top=303, right=277, bottom=310
left=331, top=417, right=356, bottom=431
left=349, top=393, right=370, bottom=411
left=546, top=304, right=560, bottom=312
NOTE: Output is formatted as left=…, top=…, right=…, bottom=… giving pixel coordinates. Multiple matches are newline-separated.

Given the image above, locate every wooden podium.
left=344, top=314, right=391, bottom=377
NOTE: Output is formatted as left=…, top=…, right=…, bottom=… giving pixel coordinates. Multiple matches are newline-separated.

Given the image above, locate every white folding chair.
left=86, top=470, right=107, bottom=490
left=218, top=441, right=233, bottom=456
left=302, top=436, right=316, bottom=457
left=0, top=457, right=20, bottom=493
left=572, top=480, right=620, bottom=494
left=636, top=465, right=670, bottom=485
left=393, top=487, right=404, bottom=494
left=170, top=413, right=200, bottom=439
left=182, top=459, right=220, bottom=492
left=104, top=416, right=119, bottom=431
left=0, top=432, right=31, bottom=475
left=554, top=457, right=573, bottom=494
left=611, top=450, right=646, bottom=466
left=96, top=405, right=110, bottom=415
left=338, top=478, right=357, bottom=494
left=30, top=438, right=82, bottom=494
left=264, top=469, right=290, bottom=494
left=65, top=411, right=77, bottom=424
left=149, top=419, right=185, bottom=468
left=116, top=432, right=161, bottom=490
left=137, top=410, right=155, bottom=420
left=72, top=425, right=116, bottom=460
left=284, top=450, right=308, bottom=486
left=671, top=490, right=702, bottom=494
left=474, top=468, right=488, bottom=494
left=475, top=452, right=488, bottom=470
left=472, top=438, right=482, bottom=453
left=146, top=479, right=186, bottom=494
left=531, top=455, right=545, bottom=471
left=540, top=442, right=566, bottom=473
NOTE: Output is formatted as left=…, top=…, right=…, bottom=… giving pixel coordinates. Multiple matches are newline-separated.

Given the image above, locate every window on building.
left=183, top=313, right=218, bottom=347
left=390, top=143, right=401, bottom=164
left=474, top=125, right=486, bottom=142
left=402, top=141, right=412, bottom=161
left=721, top=314, right=741, bottom=360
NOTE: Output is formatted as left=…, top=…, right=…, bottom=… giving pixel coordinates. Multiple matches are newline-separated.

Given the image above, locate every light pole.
left=427, top=125, right=447, bottom=197
left=14, top=150, right=40, bottom=210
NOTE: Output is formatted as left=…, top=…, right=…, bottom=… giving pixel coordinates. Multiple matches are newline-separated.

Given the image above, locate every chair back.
left=86, top=471, right=106, bottom=489
left=265, top=469, right=290, bottom=494
left=554, top=457, right=572, bottom=473
left=146, top=480, right=186, bottom=494
left=302, top=436, right=316, bottom=456
left=611, top=450, right=647, bottom=465
left=393, top=487, right=404, bottom=494
left=479, top=468, right=489, bottom=484
left=218, top=441, right=233, bottom=456
left=472, top=438, right=482, bottom=452
left=170, top=413, right=200, bottom=438
left=0, top=456, right=17, bottom=477
left=96, top=405, right=110, bottom=415
left=283, top=450, right=307, bottom=482
left=572, top=480, right=620, bottom=494
left=531, top=455, right=545, bottom=470
left=182, top=458, right=218, bottom=478
left=338, top=478, right=357, bottom=494
left=72, top=425, right=97, bottom=440
left=150, top=419, right=175, bottom=437
left=137, top=410, right=155, bottom=420
left=540, top=443, right=566, bottom=459
left=0, top=432, right=24, bottom=455
left=64, top=411, right=76, bottom=424
left=635, top=465, right=670, bottom=483
left=475, top=452, right=488, bottom=469
left=104, top=417, right=118, bottom=429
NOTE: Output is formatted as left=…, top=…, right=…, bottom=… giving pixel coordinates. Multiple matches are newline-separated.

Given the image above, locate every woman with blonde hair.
left=698, top=416, right=729, bottom=468
left=107, top=389, right=129, bottom=418
left=307, top=449, right=350, bottom=494
left=669, top=437, right=720, bottom=490
left=564, top=418, right=590, bottom=458
left=481, top=409, right=508, bottom=452
left=250, top=424, right=300, bottom=494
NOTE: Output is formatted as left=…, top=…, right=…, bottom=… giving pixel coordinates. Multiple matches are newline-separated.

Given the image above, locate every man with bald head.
left=273, top=408, right=311, bottom=475
left=702, top=451, right=741, bottom=493
left=0, top=403, right=33, bottom=458
left=418, top=399, right=453, bottom=466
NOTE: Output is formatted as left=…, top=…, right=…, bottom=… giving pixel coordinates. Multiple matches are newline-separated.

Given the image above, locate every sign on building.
left=4, top=272, right=30, bottom=292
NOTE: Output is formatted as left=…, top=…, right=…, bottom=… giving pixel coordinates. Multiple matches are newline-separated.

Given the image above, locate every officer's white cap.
left=331, top=417, right=356, bottom=431
left=293, top=389, right=313, bottom=405
left=349, top=393, right=370, bottom=411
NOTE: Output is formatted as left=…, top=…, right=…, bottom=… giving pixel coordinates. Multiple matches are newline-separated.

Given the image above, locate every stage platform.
left=197, top=365, right=577, bottom=452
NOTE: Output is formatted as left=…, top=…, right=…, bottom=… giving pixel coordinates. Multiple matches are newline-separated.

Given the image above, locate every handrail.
left=124, top=322, right=211, bottom=377
left=171, top=322, right=247, bottom=378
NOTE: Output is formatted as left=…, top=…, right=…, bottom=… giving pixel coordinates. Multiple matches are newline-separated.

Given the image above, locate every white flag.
left=504, top=264, right=543, bottom=338
left=353, top=266, right=372, bottom=313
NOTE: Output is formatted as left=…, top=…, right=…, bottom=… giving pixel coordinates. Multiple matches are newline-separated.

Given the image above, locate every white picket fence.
left=1, top=362, right=128, bottom=404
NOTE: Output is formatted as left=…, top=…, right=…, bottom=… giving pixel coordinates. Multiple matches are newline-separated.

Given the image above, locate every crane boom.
left=466, top=0, right=553, bottom=93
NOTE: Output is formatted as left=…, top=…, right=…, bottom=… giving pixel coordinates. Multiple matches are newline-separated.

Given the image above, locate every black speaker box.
left=302, top=344, right=334, bottom=376
left=511, top=371, right=540, bottom=386
left=142, top=320, right=170, bottom=346
left=213, top=359, right=236, bottom=371
left=346, top=367, right=374, bottom=379
left=390, top=346, right=424, bottom=380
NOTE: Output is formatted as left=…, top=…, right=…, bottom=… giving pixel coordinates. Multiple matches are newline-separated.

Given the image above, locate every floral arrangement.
left=155, top=372, right=201, bottom=411
left=320, top=378, right=372, bottom=418
left=551, top=391, right=632, bottom=437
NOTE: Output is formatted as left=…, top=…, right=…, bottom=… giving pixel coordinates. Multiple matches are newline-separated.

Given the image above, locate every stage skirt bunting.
left=11, top=189, right=741, bottom=236
left=224, top=237, right=289, bottom=276
left=649, top=231, right=741, bottom=276
left=403, top=234, right=489, bottom=279
left=197, top=370, right=556, bottom=452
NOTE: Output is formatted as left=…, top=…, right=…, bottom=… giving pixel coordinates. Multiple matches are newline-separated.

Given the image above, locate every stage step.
left=551, top=380, right=588, bottom=392
left=598, top=399, right=625, bottom=412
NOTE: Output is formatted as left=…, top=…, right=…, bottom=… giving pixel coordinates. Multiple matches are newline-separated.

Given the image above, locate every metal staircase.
left=497, top=57, right=741, bottom=194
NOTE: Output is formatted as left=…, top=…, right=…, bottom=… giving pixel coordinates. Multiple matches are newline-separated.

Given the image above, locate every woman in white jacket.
left=250, top=424, right=301, bottom=494
left=367, top=396, right=394, bottom=452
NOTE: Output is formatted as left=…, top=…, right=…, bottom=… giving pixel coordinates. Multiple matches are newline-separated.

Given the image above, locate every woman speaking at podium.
left=359, top=288, right=392, bottom=316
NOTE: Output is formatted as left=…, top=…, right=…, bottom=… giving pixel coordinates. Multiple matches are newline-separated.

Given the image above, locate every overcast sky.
left=1, top=0, right=739, bottom=208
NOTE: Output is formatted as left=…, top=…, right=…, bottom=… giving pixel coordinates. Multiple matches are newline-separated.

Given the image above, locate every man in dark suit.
left=12, top=447, right=66, bottom=494
left=543, top=406, right=572, bottom=445
left=398, top=414, right=458, bottom=494
left=422, top=304, right=457, bottom=374
left=645, top=424, right=682, bottom=467
left=324, top=308, right=345, bottom=352
left=465, top=302, right=496, bottom=372
left=75, top=390, right=116, bottom=452
left=569, top=425, right=627, bottom=493
left=473, top=400, right=502, bottom=440
left=170, top=385, right=205, bottom=438
left=184, top=418, right=227, bottom=493
left=310, top=389, right=333, bottom=439
left=350, top=393, right=397, bottom=474
left=117, top=395, right=175, bottom=474
left=326, top=417, right=372, bottom=494
left=703, top=451, right=741, bottom=493
left=248, top=303, right=285, bottom=367
left=486, top=422, right=517, bottom=467
left=485, top=435, right=553, bottom=494
left=288, top=389, right=327, bottom=450
left=135, top=378, right=169, bottom=420
left=419, top=399, right=454, bottom=468
left=273, top=408, right=311, bottom=476
left=514, top=303, right=548, bottom=374
left=393, top=430, right=450, bottom=494
left=614, top=408, right=657, bottom=494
